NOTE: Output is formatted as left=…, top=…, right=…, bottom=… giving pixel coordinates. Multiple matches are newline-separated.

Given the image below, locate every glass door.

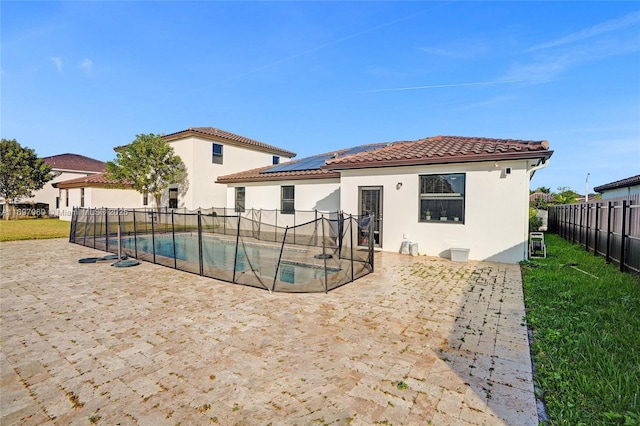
left=359, top=186, right=383, bottom=247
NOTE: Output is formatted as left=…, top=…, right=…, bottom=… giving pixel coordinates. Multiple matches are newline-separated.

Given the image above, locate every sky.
left=2, top=1, right=639, bottom=194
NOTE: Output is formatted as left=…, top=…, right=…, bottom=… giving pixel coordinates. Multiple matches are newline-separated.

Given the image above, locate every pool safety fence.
left=70, top=207, right=375, bottom=293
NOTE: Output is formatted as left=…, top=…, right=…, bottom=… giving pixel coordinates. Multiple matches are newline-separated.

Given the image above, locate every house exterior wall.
left=225, top=179, right=341, bottom=213
left=57, top=187, right=146, bottom=221
left=168, top=136, right=293, bottom=209
left=600, top=185, right=640, bottom=200
left=29, top=171, right=95, bottom=217
left=339, top=159, right=536, bottom=263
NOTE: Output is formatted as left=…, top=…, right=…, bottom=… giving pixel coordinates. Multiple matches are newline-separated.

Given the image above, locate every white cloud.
left=361, top=80, right=522, bottom=93
left=525, top=10, right=640, bottom=53
left=78, top=58, right=93, bottom=75
left=419, top=41, right=490, bottom=59
left=49, top=56, right=63, bottom=73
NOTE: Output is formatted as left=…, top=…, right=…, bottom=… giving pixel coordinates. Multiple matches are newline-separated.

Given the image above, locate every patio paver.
left=0, top=239, right=538, bottom=425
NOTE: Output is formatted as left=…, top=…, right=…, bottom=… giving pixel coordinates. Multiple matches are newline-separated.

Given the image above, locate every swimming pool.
left=115, top=233, right=332, bottom=285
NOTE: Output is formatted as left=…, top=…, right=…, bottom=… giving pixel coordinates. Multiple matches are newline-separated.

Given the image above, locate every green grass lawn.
left=521, top=233, right=640, bottom=425
left=0, top=218, right=71, bottom=241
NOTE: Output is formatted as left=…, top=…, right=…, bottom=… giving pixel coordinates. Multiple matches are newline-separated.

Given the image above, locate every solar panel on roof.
left=340, top=143, right=389, bottom=156
left=260, top=142, right=395, bottom=174
left=262, top=153, right=335, bottom=173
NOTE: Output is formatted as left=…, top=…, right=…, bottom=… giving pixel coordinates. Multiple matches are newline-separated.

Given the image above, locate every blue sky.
left=2, top=1, right=639, bottom=194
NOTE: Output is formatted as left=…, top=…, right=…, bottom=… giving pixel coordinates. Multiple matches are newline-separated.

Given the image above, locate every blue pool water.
left=115, top=234, right=330, bottom=285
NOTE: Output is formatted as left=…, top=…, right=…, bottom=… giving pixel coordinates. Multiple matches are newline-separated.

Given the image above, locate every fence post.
left=350, top=214, right=354, bottom=283
left=133, top=210, right=138, bottom=259
left=585, top=203, right=590, bottom=253
left=314, top=210, right=318, bottom=246
left=172, top=211, right=177, bottom=269
left=105, top=209, right=109, bottom=253
left=272, top=226, right=288, bottom=293
left=605, top=201, right=612, bottom=263
left=198, top=210, right=203, bottom=276
left=322, top=214, right=328, bottom=293
left=151, top=209, right=157, bottom=263
left=369, top=214, right=375, bottom=271
left=69, top=208, right=76, bottom=242
left=579, top=204, right=584, bottom=247
left=620, top=200, right=627, bottom=273
left=593, top=202, right=599, bottom=257
left=233, top=214, right=242, bottom=283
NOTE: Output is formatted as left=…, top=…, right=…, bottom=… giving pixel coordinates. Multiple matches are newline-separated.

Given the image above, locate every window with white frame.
left=273, top=156, right=280, bottom=165
left=80, top=188, right=85, bottom=207
left=419, top=173, right=465, bottom=223
left=235, top=187, right=245, bottom=212
left=143, top=192, right=148, bottom=206
left=281, top=185, right=294, bottom=214
left=65, top=189, right=69, bottom=207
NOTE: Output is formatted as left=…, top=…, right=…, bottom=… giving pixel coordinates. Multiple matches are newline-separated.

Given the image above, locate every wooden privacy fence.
left=548, top=196, right=640, bottom=275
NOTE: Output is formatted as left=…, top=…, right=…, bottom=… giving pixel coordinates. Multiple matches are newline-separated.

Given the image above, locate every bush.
left=529, top=208, right=543, bottom=232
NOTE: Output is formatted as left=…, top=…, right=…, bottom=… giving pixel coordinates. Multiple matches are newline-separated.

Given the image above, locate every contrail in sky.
left=361, top=80, right=523, bottom=93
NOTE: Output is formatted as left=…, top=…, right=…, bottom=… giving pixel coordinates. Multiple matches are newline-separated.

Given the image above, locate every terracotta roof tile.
left=53, top=173, right=133, bottom=189
left=162, top=127, right=297, bottom=158
left=324, top=136, right=551, bottom=169
left=216, top=136, right=552, bottom=183
left=44, top=154, right=106, bottom=172
left=216, top=162, right=339, bottom=184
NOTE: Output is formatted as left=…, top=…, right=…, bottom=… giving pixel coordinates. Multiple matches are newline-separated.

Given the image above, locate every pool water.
left=115, top=234, right=330, bottom=285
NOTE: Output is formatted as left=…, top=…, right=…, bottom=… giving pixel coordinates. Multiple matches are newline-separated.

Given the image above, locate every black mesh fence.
left=69, top=207, right=375, bottom=292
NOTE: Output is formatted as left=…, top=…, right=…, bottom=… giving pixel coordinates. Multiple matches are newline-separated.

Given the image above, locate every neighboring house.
left=53, top=173, right=146, bottom=220
left=144, top=127, right=296, bottom=210
left=529, top=192, right=553, bottom=204
left=15, top=153, right=106, bottom=217
left=52, top=127, right=296, bottom=220
left=594, top=174, right=640, bottom=200
left=218, top=136, right=553, bottom=263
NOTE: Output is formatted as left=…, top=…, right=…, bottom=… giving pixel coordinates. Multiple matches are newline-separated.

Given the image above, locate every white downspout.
left=525, top=158, right=550, bottom=259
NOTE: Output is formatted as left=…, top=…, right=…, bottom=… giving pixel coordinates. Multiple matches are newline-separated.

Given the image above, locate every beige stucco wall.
left=29, top=171, right=96, bottom=217
left=57, top=187, right=146, bottom=221
left=225, top=179, right=341, bottom=213
left=339, top=159, right=538, bottom=263
left=168, top=136, right=293, bottom=210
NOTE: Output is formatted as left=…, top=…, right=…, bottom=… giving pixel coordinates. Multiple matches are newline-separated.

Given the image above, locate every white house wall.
left=57, top=187, right=145, bottom=221
left=339, top=160, right=535, bottom=263
left=225, top=179, right=341, bottom=226
left=30, top=171, right=94, bottom=216
left=168, top=136, right=293, bottom=209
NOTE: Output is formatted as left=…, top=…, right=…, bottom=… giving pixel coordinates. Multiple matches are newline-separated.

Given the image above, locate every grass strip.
left=521, top=233, right=640, bottom=425
left=0, top=219, right=71, bottom=241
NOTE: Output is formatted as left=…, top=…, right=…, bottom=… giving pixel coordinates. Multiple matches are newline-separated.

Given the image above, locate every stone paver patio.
left=1, top=239, right=538, bottom=425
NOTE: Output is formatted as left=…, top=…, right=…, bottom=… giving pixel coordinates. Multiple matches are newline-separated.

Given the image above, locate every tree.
left=531, top=186, right=551, bottom=194
left=0, top=139, right=53, bottom=220
left=552, top=186, right=579, bottom=205
left=105, top=133, right=186, bottom=210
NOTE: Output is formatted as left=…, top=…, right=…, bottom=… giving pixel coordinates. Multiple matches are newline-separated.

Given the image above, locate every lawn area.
left=0, top=219, right=70, bottom=241
left=521, top=233, right=640, bottom=425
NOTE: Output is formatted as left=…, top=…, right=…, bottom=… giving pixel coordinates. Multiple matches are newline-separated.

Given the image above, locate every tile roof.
left=594, top=174, right=640, bottom=193
left=52, top=173, right=133, bottom=189
left=44, top=154, right=106, bottom=173
left=217, top=136, right=552, bottom=183
left=324, top=136, right=552, bottom=169
left=216, top=162, right=340, bottom=184
left=162, top=127, right=297, bottom=158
